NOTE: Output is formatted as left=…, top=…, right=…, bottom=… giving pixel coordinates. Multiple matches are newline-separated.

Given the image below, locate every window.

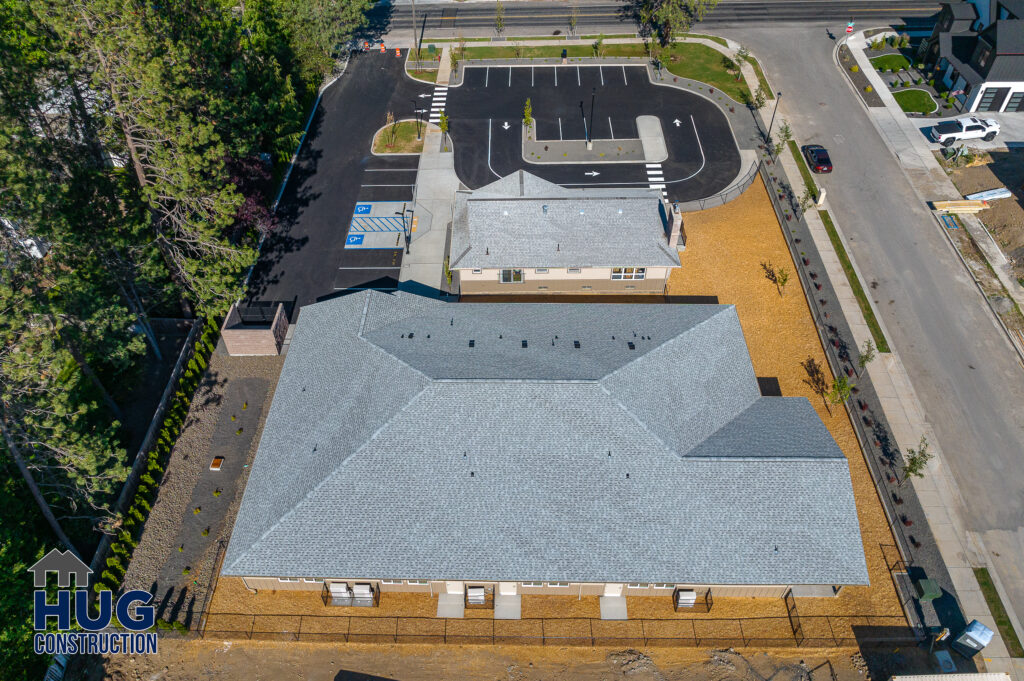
left=302, top=578, right=321, bottom=583
left=612, top=267, right=646, bottom=280
left=567, top=267, right=581, bottom=274
left=472, top=268, right=481, bottom=274
left=628, top=583, right=650, bottom=589
left=653, top=583, right=675, bottom=589
left=537, top=286, right=548, bottom=290
left=546, top=582, right=570, bottom=587
left=535, top=268, right=549, bottom=274
left=521, top=582, right=544, bottom=587
left=380, top=580, right=402, bottom=585
left=406, top=579, right=428, bottom=585
left=278, top=577, right=300, bottom=583
left=499, top=269, right=523, bottom=283
left=977, top=46, right=992, bottom=68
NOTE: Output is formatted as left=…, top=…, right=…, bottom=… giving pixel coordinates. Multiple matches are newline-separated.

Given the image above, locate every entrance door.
left=445, top=581, right=464, bottom=595
left=977, top=87, right=1010, bottom=112
left=603, top=583, right=623, bottom=597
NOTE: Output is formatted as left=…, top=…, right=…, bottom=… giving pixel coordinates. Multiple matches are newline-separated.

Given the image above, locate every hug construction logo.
left=29, top=549, right=158, bottom=656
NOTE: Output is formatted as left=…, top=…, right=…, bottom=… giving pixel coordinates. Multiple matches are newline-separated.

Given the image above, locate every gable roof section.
left=223, top=291, right=868, bottom=586
left=982, top=20, right=1024, bottom=81
left=449, top=170, right=680, bottom=271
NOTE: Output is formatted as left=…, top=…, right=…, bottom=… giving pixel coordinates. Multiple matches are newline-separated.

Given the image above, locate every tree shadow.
left=358, top=3, right=396, bottom=45
left=800, top=356, right=828, bottom=403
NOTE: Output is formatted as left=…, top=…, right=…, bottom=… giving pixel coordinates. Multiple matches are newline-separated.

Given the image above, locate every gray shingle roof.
left=223, top=291, right=868, bottom=586
left=449, top=171, right=681, bottom=270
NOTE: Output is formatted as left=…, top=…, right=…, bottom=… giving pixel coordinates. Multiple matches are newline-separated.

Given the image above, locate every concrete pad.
left=599, top=596, right=628, bottom=620
left=437, top=593, right=465, bottom=618
left=637, top=115, right=668, bottom=163
left=494, top=594, right=522, bottom=620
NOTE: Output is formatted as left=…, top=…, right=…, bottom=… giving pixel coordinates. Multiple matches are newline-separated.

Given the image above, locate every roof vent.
left=470, top=471, right=475, bottom=477
left=450, top=318, right=454, bottom=326
left=573, top=340, right=580, bottom=349
left=503, top=211, right=509, bottom=216
left=468, top=339, right=475, bottom=347
left=542, top=204, right=548, bottom=214
left=521, top=340, right=528, bottom=348
left=627, top=342, right=635, bottom=350
left=617, top=208, right=623, bottom=214
left=579, top=209, right=585, bottom=215
left=408, top=332, right=414, bottom=339
left=625, top=473, right=630, bottom=479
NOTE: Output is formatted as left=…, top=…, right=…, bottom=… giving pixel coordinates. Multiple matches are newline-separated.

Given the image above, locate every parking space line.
left=608, top=117, right=614, bottom=139
left=487, top=119, right=501, bottom=179
left=485, top=66, right=489, bottom=87
left=364, top=168, right=417, bottom=172
left=554, top=67, right=557, bottom=87
left=360, top=184, right=416, bottom=187
left=508, top=67, right=512, bottom=86
left=622, top=66, right=628, bottom=85
left=558, top=117, right=563, bottom=140
left=577, top=65, right=580, bottom=86
left=599, top=66, right=604, bottom=86
left=532, top=66, right=535, bottom=87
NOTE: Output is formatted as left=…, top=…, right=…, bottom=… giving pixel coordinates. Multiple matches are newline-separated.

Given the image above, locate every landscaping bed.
left=862, top=35, right=958, bottom=117
left=838, top=44, right=884, bottom=108
left=892, top=88, right=937, bottom=114
left=372, top=120, right=426, bottom=154
left=408, top=68, right=439, bottom=83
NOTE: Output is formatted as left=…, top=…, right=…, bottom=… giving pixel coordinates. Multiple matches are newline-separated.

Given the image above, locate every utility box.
left=915, top=578, right=941, bottom=601
left=951, top=619, right=994, bottom=658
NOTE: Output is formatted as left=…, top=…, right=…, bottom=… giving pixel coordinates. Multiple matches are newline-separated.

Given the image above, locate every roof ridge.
left=223, top=382, right=433, bottom=573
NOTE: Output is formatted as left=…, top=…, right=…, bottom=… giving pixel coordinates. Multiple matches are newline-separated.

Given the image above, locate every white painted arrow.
left=584, top=171, right=600, bottom=177
left=673, top=118, right=682, bottom=127
left=418, top=93, right=431, bottom=98
left=502, top=121, right=511, bottom=130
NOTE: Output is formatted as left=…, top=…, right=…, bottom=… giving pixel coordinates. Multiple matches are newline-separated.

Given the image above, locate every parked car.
left=801, top=144, right=833, bottom=173
left=929, top=116, right=1000, bottom=147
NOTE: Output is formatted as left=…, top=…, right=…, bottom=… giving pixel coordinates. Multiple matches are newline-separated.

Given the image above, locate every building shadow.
left=334, top=672, right=399, bottom=681
left=853, top=625, right=977, bottom=678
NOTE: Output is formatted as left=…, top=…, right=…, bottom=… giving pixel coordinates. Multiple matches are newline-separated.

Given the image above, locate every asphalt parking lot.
left=446, top=65, right=741, bottom=201
left=246, top=52, right=430, bottom=318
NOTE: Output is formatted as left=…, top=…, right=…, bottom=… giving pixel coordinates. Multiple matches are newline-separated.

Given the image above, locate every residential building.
left=449, top=171, right=682, bottom=296
left=923, top=0, right=1024, bottom=112
left=222, top=291, right=869, bottom=620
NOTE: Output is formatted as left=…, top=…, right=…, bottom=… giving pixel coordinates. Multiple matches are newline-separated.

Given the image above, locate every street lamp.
left=396, top=204, right=412, bottom=255
left=767, top=91, right=783, bottom=155
left=411, top=100, right=426, bottom=140
left=588, top=87, right=596, bottom=145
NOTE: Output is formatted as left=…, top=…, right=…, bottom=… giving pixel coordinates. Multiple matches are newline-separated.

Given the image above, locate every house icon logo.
left=28, top=549, right=92, bottom=588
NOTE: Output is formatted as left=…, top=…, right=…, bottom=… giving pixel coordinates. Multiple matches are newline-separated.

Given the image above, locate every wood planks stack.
left=933, top=200, right=988, bottom=214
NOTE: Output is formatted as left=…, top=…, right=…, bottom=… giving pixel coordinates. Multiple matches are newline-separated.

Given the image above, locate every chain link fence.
left=675, top=160, right=761, bottom=213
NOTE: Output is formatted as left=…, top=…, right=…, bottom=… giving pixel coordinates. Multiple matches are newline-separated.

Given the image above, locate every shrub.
left=865, top=85, right=873, bottom=93
left=943, top=103, right=951, bottom=108
left=928, top=78, right=935, bottom=87
left=201, top=528, right=210, bottom=537
left=212, top=489, right=221, bottom=497
left=916, top=77, right=923, bottom=85
left=850, top=64, right=859, bottom=73
left=177, top=545, right=184, bottom=552
left=140, top=473, right=155, bottom=486
left=901, top=81, right=909, bottom=87
left=916, top=62, right=924, bottom=69
left=182, top=567, right=190, bottom=576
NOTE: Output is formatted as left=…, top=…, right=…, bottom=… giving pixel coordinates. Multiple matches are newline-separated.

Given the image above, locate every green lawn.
left=870, top=53, right=910, bottom=71
left=893, top=88, right=937, bottom=114
left=974, top=567, right=1024, bottom=657
left=788, top=140, right=818, bottom=201
left=407, top=68, right=439, bottom=83
left=373, top=120, right=425, bottom=154
left=745, top=55, right=773, bottom=99
left=818, top=210, right=891, bottom=352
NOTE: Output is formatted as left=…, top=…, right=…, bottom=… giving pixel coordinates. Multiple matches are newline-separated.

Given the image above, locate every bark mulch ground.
left=838, top=44, right=885, bottom=108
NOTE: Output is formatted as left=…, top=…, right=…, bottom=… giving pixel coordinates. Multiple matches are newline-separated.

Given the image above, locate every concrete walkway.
left=777, top=134, right=1022, bottom=681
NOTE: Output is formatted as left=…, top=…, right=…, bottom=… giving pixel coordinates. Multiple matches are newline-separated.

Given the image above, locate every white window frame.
left=472, top=268, right=482, bottom=274
left=302, top=578, right=321, bottom=583
left=521, top=581, right=545, bottom=587
left=278, top=577, right=300, bottom=583
left=535, top=268, right=549, bottom=274
left=546, top=582, right=570, bottom=588
left=499, top=268, right=523, bottom=283
left=380, top=579, right=402, bottom=585
left=627, top=583, right=649, bottom=589
left=611, top=267, right=646, bottom=280
left=406, top=579, right=428, bottom=585
left=652, top=583, right=675, bottom=589
left=567, top=267, right=582, bottom=274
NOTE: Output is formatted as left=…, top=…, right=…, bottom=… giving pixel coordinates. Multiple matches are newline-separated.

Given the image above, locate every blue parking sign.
left=346, top=234, right=364, bottom=245
left=354, top=204, right=371, bottom=215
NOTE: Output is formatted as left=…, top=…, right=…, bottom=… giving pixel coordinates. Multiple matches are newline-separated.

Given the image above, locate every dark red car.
left=802, top=144, right=833, bottom=173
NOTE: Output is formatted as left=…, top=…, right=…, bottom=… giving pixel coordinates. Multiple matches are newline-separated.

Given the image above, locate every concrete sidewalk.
left=776, top=143, right=1022, bottom=680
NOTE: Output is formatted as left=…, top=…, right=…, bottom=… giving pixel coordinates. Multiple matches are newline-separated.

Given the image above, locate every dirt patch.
left=942, top=148, right=1024, bottom=282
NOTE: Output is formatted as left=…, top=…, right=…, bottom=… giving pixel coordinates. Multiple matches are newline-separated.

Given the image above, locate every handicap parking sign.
left=354, top=204, right=371, bottom=215
left=346, top=234, right=364, bottom=245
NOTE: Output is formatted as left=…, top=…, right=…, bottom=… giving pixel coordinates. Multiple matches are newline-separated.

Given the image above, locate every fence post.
left=640, top=618, right=647, bottom=647
left=394, top=616, right=398, bottom=644
left=248, top=614, right=255, bottom=640
left=589, top=618, right=595, bottom=647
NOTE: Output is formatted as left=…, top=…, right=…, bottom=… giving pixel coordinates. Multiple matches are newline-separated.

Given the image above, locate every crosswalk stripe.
left=649, top=183, right=666, bottom=189
left=645, top=163, right=662, bottom=168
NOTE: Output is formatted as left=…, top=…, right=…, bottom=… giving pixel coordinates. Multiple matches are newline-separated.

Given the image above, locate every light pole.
left=396, top=204, right=412, bottom=254
left=767, top=91, right=783, bottom=155
left=411, top=0, right=418, bottom=59
left=588, top=87, right=596, bottom=145
left=411, top=100, right=425, bottom=140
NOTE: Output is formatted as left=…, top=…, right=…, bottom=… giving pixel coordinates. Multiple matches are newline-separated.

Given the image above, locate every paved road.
left=447, top=64, right=740, bottom=198
left=377, top=0, right=939, bottom=38
left=719, top=24, right=1024, bottom=635
left=247, top=53, right=431, bottom=318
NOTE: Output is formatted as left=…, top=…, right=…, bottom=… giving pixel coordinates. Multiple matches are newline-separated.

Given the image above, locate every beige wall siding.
left=459, top=274, right=667, bottom=295
left=243, top=577, right=324, bottom=591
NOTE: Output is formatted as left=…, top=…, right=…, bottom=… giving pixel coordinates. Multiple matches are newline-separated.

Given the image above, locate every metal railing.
left=676, top=160, right=761, bottom=213
left=198, top=612, right=914, bottom=647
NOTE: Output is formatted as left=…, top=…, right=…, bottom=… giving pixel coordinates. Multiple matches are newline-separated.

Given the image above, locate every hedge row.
left=91, top=319, right=219, bottom=623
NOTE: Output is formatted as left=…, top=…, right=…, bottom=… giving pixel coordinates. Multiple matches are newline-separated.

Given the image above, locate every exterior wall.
left=968, top=81, right=1024, bottom=112
left=240, top=578, right=810, bottom=599
left=221, top=302, right=288, bottom=356
left=457, top=266, right=671, bottom=295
